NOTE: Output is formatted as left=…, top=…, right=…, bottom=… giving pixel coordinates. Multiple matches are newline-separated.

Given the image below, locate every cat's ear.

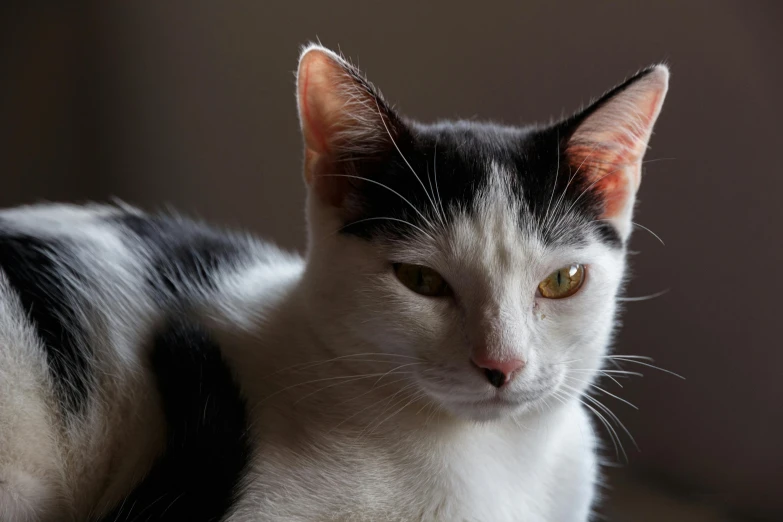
left=296, top=44, right=400, bottom=206
left=564, top=65, right=669, bottom=239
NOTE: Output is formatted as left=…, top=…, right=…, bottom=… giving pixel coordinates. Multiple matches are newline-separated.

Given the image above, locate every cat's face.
left=297, top=45, right=667, bottom=421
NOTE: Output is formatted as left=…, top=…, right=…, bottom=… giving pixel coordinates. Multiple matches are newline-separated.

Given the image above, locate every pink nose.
left=471, top=356, right=526, bottom=388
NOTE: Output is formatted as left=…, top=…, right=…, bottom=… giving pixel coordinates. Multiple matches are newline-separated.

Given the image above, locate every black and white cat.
left=0, top=44, right=668, bottom=521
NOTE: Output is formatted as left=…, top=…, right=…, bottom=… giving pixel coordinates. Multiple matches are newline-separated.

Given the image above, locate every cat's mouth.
left=425, top=385, right=552, bottom=421
left=413, top=364, right=561, bottom=420
left=462, top=389, right=548, bottom=409
left=443, top=395, right=529, bottom=421
left=464, top=395, right=524, bottom=407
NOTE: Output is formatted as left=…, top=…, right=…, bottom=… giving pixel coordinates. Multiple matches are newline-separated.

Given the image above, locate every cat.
left=0, top=44, right=668, bottom=521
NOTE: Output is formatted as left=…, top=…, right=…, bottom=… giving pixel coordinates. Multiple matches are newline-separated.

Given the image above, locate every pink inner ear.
left=595, top=167, right=632, bottom=219
left=567, top=144, right=637, bottom=219
left=298, top=56, right=332, bottom=156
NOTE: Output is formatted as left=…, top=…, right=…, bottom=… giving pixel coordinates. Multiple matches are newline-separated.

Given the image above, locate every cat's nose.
left=471, top=356, right=526, bottom=388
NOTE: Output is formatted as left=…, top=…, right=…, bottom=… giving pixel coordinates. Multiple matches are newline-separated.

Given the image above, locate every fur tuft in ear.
left=565, top=65, right=669, bottom=238
left=296, top=44, right=400, bottom=203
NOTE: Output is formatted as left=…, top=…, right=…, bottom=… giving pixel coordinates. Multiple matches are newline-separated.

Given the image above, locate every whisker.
left=545, top=144, right=599, bottom=233
left=570, top=368, right=644, bottom=378
left=365, top=390, right=425, bottom=438
left=565, top=354, right=682, bottom=380
left=568, top=368, right=625, bottom=388
left=416, top=396, right=434, bottom=416
left=336, top=216, right=433, bottom=239
left=563, top=382, right=639, bottom=452
left=328, top=381, right=408, bottom=433
left=373, top=362, right=424, bottom=386
left=561, top=355, right=652, bottom=365
left=433, top=142, right=447, bottom=226
left=561, top=163, right=628, bottom=220
left=424, top=163, right=441, bottom=227
left=348, top=383, right=415, bottom=436
left=320, top=174, right=435, bottom=228
left=641, top=156, right=677, bottom=164
left=605, top=357, right=685, bottom=379
left=265, top=352, right=424, bottom=378
left=597, top=355, right=653, bottom=360
left=375, top=99, right=443, bottom=228
left=542, top=131, right=560, bottom=229
left=585, top=395, right=639, bottom=452
left=292, top=370, right=415, bottom=406
left=357, top=385, right=420, bottom=439
left=562, top=386, right=627, bottom=462
left=617, top=289, right=670, bottom=302
left=632, top=221, right=665, bottom=246
left=566, top=375, right=639, bottom=410
left=259, top=372, right=412, bottom=405
left=343, top=375, right=412, bottom=404
left=425, top=401, right=440, bottom=425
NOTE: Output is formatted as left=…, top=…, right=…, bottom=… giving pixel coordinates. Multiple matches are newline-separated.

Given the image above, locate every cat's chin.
left=440, top=395, right=537, bottom=422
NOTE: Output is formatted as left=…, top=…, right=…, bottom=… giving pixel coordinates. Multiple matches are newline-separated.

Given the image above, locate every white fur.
left=0, top=275, right=64, bottom=521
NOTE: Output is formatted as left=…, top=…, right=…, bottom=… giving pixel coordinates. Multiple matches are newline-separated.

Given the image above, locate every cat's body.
left=0, top=45, right=668, bottom=521
left=0, top=204, right=596, bottom=522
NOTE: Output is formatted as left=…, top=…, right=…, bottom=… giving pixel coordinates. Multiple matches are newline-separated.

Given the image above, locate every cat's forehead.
left=400, top=161, right=590, bottom=271
left=340, top=119, right=621, bottom=250
left=416, top=123, right=593, bottom=240
left=443, top=169, right=549, bottom=281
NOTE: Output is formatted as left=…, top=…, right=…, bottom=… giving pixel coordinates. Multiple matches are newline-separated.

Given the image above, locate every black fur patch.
left=115, top=213, right=247, bottom=300
left=336, top=120, right=621, bottom=248
left=0, top=231, right=93, bottom=414
left=98, top=317, right=251, bottom=522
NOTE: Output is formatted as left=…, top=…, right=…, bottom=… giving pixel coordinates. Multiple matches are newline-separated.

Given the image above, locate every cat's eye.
left=393, top=263, right=451, bottom=297
left=538, top=264, right=585, bottom=299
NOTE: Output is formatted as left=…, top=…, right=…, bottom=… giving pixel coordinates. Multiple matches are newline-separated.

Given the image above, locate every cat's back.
left=0, top=203, right=300, bottom=520
left=0, top=203, right=293, bottom=367
left=0, top=203, right=298, bottom=330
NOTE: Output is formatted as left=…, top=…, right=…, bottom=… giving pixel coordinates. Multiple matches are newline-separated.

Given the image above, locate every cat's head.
left=296, top=44, right=668, bottom=421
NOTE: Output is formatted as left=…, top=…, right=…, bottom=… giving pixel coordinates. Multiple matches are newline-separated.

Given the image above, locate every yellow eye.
left=538, top=264, right=585, bottom=299
left=393, top=263, right=450, bottom=297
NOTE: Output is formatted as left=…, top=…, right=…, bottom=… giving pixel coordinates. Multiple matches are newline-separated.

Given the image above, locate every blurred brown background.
left=2, top=2, right=781, bottom=520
